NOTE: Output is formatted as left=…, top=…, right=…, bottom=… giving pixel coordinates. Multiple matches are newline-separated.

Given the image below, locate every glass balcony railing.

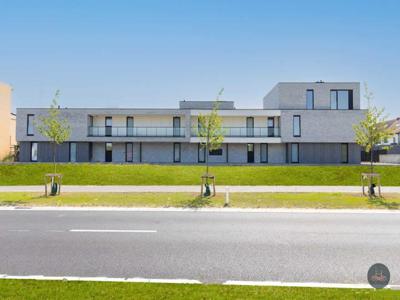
left=191, top=127, right=280, bottom=137
left=88, top=126, right=185, bottom=137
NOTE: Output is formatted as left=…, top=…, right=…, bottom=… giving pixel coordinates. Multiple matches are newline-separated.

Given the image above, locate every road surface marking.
left=7, top=229, right=30, bottom=232
left=223, top=280, right=375, bottom=289
left=0, top=274, right=200, bottom=284
left=69, top=229, right=157, bottom=233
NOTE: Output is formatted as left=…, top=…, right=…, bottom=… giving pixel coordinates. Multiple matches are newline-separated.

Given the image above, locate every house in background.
left=16, top=81, right=365, bottom=164
left=0, top=82, right=16, bottom=161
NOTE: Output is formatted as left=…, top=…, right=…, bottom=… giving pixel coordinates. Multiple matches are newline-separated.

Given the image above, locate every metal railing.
left=88, top=126, right=186, bottom=137
left=191, top=127, right=280, bottom=137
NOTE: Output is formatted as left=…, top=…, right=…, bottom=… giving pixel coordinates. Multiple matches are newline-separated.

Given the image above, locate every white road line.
left=2, top=206, right=400, bottom=214
left=69, top=229, right=157, bottom=233
left=0, top=274, right=200, bottom=284
left=223, top=280, right=377, bottom=289
left=7, top=229, right=30, bottom=232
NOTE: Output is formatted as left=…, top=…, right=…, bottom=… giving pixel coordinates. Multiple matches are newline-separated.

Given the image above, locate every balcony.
left=88, top=126, right=185, bottom=137
left=191, top=127, right=280, bottom=137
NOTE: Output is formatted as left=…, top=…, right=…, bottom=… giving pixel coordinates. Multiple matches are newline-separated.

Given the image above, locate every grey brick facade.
left=16, top=82, right=365, bottom=164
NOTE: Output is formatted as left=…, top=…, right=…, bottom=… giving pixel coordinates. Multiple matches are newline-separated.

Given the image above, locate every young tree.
left=198, top=89, right=225, bottom=188
left=36, top=90, right=71, bottom=173
left=353, top=84, right=394, bottom=176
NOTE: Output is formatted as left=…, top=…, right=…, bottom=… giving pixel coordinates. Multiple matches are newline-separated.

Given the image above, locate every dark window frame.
left=341, top=143, right=349, bottom=164
left=260, top=143, right=268, bottom=163
left=198, top=143, right=205, bottom=163
left=105, top=117, right=112, bottom=137
left=293, top=115, right=301, bottom=137
left=126, top=116, right=134, bottom=137
left=69, top=142, right=77, bottom=162
left=27, top=114, right=34, bottom=136
left=30, top=142, right=38, bottom=162
left=291, top=143, right=299, bottom=163
left=209, top=148, right=223, bottom=156
left=173, top=142, right=181, bottom=162
left=330, top=90, right=353, bottom=110
left=125, top=142, right=133, bottom=162
left=306, top=89, right=314, bottom=110
left=105, top=142, right=112, bottom=162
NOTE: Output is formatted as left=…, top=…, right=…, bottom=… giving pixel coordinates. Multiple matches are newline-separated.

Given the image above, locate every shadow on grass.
left=367, top=197, right=400, bottom=209
left=183, top=196, right=213, bottom=208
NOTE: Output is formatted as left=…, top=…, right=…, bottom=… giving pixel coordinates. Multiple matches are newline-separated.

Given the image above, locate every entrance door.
left=105, top=142, right=112, bottom=162
left=173, top=117, right=181, bottom=137
left=247, top=143, right=254, bottom=163
left=126, top=142, right=133, bottom=162
left=246, top=117, right=254, bottom=137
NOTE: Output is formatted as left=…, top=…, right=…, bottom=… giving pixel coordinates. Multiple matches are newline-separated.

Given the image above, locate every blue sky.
left=1, top=0, right=400, bottom=116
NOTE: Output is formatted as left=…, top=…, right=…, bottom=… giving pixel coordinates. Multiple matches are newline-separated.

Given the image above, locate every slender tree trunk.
left=53, top=141, right=57, bottom=174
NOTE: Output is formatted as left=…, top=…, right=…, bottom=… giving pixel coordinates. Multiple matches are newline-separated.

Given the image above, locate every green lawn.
left=1, top=192, right=400, bottom=209
left=0, top=163, right=400, bottom=186
left=0, top=280, right=398, bottom=300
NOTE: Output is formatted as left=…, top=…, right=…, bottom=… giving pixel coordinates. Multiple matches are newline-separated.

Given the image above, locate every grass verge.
left=0, top=280, right=398, bottom=300
left=1, top=163, right=400, bottom=186
left=1, top=192, right=400, bottom=209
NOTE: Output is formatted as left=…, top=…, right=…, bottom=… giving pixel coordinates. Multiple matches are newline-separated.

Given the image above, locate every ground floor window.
left=341, top=143, right=348, bottom=163
left=173, top=143, right=181, bottom=162
left=89, top=142, right=93, bottom=161
left=247, top=143, right=254, bottom=163
left=291, top=143, right=299, bottom=163
left=31, top=142, right=38, bottom=162
left=198, top=144, right=205, bottom=163
left=260, top=143, right=268, bottom=163
left=126, top=142, right=133, bottom=162
left=209, top=148, right=223, bottom=156
left=105, top=142, right=112, bottom=162
left=70, top=142, right=77, bottom=162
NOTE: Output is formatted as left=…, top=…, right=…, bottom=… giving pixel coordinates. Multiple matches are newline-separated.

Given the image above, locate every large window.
left=105, top=142, right=112, bottom=162
left=31, top=142, right=38, bottom=162
left=291, top=143, right=299, bottom=163
left=260, top=143, right=268, bottom=163
left=70, top=142, right=77, bottom=162
left=293, top=115, right=301, bottom=137
left=105, top=117, right=112, bottom=137
left=198, top=144, right=206, bottom=163
left=306, top=90, right=314, bottom=110
left=173, top=143, right=181, bottom=162
left=341, top=143, right=348, bottom=163
left=127, top=117, right=134, bottom=137
left=27, top=114, right=34, bottom=136
left=209, top=148, right=223, bottom=156
left=126, top=142, right=133, bottom=162
left=330, top=90, right=353, bottom=110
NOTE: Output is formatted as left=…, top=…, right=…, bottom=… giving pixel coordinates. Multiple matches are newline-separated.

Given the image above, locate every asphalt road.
left=1, top=209, right=400, bottom=284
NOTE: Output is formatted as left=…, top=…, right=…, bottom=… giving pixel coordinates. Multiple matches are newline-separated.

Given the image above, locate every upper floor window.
left=27, top=114, right=34, bottom=135
left=306, top=90, right=314, bottom=110
left=330, top=90, right=353, bottom=110
left=293, top=115, right=301, bottom=137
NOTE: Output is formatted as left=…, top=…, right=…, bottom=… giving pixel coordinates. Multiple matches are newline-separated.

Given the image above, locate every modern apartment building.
left=0, top=82, right=16, bottom=160
left=16, top=82, right=365, bottom=164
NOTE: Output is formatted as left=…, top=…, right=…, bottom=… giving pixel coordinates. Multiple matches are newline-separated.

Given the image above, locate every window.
left=70, top=142, right=77, bottom=162
left=330, top=90, right=353, bottom=110
left=291, top=143, right=299, bottom=163
left=126, top=142, right=133, bottom=162
left=246, top=117, right=254, bottom=137
left=173, top=143, right=181, bottom=162
left=306, top=90, right=314, bottom=110
left=127, top=117, right=134, bottom=136
left=173, top=117, right=181, bottom=137
left=198, top=144, right=205, bottom=163
left=293, top=115, right=301, bottom=137
left=27, top=114, right=34, bottom=135
left=341, top=143, right=348, bottom=163
left=89, top=142, right=93, bottom=161
left=105, top=142, right=112, bottom=162
left=31, top=142, right=38, bottom=162
left=260, top=143, right=268, bottom=163
left=209, top=148, right=223, bottom=156
left=105, top=117, right=112, bottom=137
left=267, top=117, right=275, bottom=137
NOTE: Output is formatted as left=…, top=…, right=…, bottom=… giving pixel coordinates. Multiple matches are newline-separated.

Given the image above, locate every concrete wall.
left=280, top=110, right=365, bottom=143
left=380, top=154, right=400, bottom=164
left=263, top=82, right=360, bottom=110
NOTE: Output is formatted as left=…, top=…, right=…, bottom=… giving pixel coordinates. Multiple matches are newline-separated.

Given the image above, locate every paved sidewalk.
left=1, top=185, right=400, bottom=193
